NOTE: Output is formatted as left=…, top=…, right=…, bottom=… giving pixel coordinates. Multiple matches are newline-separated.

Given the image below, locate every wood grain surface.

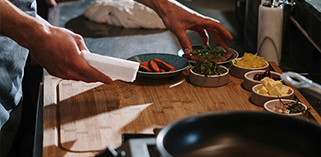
left=43, top=62, right=321, bottom=157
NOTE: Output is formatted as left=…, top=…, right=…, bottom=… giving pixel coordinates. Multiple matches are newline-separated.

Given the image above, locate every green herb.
left=193, top=60, right=226, bottom=77
left=286, top=100, right=310, bottom=114
left=190, top=46, right=226, bottom=61
left=190, top=46, right=227, bottom=77
left=278, top=98, right=310, bottom=114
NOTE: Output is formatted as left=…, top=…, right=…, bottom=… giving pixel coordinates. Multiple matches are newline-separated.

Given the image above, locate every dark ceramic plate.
left=127, top=53, right=190, bottom=79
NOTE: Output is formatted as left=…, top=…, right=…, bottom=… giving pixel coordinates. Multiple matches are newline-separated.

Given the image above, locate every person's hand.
left=160, top=1, right=233, bottom=55
left=135, top=0, right=233, bottom=57
left=27, top=24, right=113, bottom=84
left=1, top=0, right=112, bottom=84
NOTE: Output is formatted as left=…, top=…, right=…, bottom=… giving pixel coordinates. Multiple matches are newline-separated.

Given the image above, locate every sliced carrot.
left=139, top=64, right=152, bottom=72
left=155, top=61, right=170, bottom=71
left=141, top=61, right=149, bottom=66
left=149, top=60, right=160, bottom=72
left=154, top=58, right=175, bottom=71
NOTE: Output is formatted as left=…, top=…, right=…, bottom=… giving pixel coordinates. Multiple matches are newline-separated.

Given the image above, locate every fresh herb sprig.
left=278, top=98, right=310, bottom=114
left=193, top=60, right=225, bottom=77
left=190, top=46, right=226, bottom=61
left=190, top=46, right=227, bottom=77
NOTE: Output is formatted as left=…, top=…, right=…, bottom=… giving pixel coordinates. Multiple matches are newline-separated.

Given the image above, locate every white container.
left=230, top=58, right=269, bottom=79
left=243, top=70, right=282, bottom=91
left=189, top=66, right=229, bottom=87
left=251, top=84, right=294, bottom=106
left=264, top=99, right=308, bottom=116
left=257, top=3, right=283, bottom=65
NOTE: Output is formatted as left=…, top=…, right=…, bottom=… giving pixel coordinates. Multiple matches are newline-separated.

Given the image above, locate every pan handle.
left=281, top=72, right=321, bottom=98
left=96, top=147, right=120, bottom=157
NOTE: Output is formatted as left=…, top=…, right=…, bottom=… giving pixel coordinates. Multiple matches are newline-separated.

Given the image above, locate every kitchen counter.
left=40, top=0, right=321, bottom=156
left=46, top=0, right=321, bottom=115
left=42, top=63, right=321, bottom=156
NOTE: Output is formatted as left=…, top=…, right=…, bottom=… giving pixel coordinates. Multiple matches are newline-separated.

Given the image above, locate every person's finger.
left=41, top=49, right=113, bottom=84
left=200, top=18, right=233, bottom=41
left=75, top=34, right=89, bottom=53
left=56, top=57, right=114, bottom=84
left=73, top=35, right=113, bottom=84
left=172, top=29, right=192, bottom=54
left=197, top=29, right=209, bottom=46
left=77, top=51, right=114, bottom=84
left=79, top=65, right=114, bottom=84
left=182, top=53, right=192, bottom=60
left=211, top=31, right=229, bottom=51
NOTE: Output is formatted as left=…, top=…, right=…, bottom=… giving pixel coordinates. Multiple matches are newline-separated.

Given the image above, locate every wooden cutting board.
left=43, top=62, right=321, bottom=157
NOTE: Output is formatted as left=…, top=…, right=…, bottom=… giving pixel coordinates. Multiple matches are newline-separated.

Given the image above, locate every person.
left=0, top=0, right=233, bottom=156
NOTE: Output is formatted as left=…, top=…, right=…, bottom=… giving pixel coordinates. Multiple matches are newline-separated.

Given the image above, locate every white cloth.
left=84, top=0, right=166, bottom=29
left=82, top=51, right=139, bottom=82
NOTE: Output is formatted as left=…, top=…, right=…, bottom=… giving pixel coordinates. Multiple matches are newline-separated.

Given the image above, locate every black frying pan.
left=156, top=111, right=321, bottom=157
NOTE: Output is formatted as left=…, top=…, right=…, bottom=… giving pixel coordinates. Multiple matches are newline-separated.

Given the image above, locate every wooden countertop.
left=42, top=62, right=321, bottom=157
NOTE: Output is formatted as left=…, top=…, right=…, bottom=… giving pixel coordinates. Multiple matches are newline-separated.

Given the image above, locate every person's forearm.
left=0, top=0, right=48, bottom=49
left=0, top=0, right=114, bottom=84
